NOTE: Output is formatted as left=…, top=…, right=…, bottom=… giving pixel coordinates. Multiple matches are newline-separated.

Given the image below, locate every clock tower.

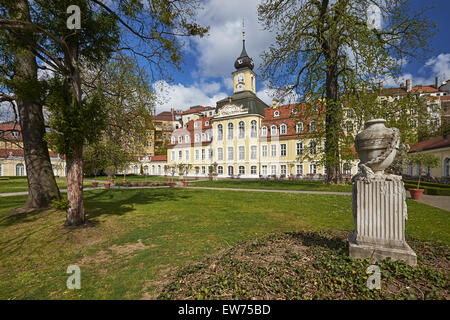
left=232, top=25, right=256, bottom=94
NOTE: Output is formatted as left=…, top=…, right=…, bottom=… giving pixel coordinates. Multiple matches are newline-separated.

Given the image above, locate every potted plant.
left=406, top=153, right=439, bottom=200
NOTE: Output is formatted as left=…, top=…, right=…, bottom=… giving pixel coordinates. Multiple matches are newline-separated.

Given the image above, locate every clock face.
left=236, top=83, right=244, bottom=91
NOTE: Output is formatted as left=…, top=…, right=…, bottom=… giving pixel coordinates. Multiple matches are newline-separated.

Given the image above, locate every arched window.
left=171, top=136, right=176, bottom=144
left=133, top=165, right=139, bottom=174
left=238, top=121, right=245, bottom=139
left=195, top=133, right=200, bottom=142
left=15, top=163, right=25, bottom=176
left=239, top=166, right=245, bottom=175
left=296, top=122, right=303, bottom=133
left=444, top=158, right=450, bottom=177
left=158, top=165, right=161, bottom=174
left=201, top=133, right=206, bottom=141
left=309, top=121, right=316, bottom=132
left=261, top=126, right=267, bottom=136
left=250, top=120, right=257, bottom=137
left=309, top=141, right=317, bottom=155
left=228, top=122, right=234, bottom=140
left=218, top=166, right=223, bottom=174
left=228, top=166, right=234, bottom=176
left=271, top=125, right=278, bottom=136
left=185, top=134, right=190, bottom=143
left=178, top=136, right=183, bottom=143
left=280, top=123, right=287, bottom=135
left=217, top=124, right=223, bottom=140
left=143, top=165, right=149, bottom=175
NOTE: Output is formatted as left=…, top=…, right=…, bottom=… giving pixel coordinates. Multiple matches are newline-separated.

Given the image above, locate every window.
left=296, top=122, right=303, bottom=133
left=239, top=146, right=245, bottom=160
left=270, top=145, right=277, bottom=157
left=228, top=166, right=234, bottom=176
left=261, top=126, right=267, bottom=136
left=239, top=121, right=245, bottom=139
left=218, top=124, right=223, bottom=140
left=195, top=134, right=200, bottom=142
left=151, top=166, right=155, bottom=175
left=171, top=136, right=176, bottom=144
left=228, top=123, right=234, bottom=139
left=261, top=145, right=268, bottom=157
left=171, top=151, right=175, bottom=161
left=158, top=165, right=161, bottom=174
left=274, top=110, right=280, bottom=117
left=309, top=164, right=317, bottom=174
left=271, top=125, right=278, bottom=136
left=11, top=131, right=19, bottom=138
left=205, top=121, right=209, bottom=126
left=133, top=165, right=139, bottom=174
left=271, top=165, right=277, bottom=175
left=239, top=166, right=245, bottom=175
left=292, top=108, right=298, bottom=115
left=195, top=150, right=199, bottom=160
left=185, top=150, right=189, bottom=161
left=250, top=145, right=257, bottom=160
left=444, top=158, right=450, bottom=177
left=178, top=136, right=183, bottom=143
left=309, top=141, right=317, bottom=155
left=195, top=167, right=200, bottom=175
left=343, top=163, right=351, bottom=174
left=202, top=166, right=206, bottom=174
left=194, top=122, right=199, bottom=128
left=251, top=166, right=257, bottom=175
left=217, top=147, right=223, bottom=161
left=296, top=142, right=303, bottom=155
left=346, top=122, right=353, bottom=133
left=408, top=164, right=413, bottom=175
left=228, top=147, right=234, bottom=160
left=201, top=149, right=206, bottom=160
left=296, top=164, right=303, bottom=175
left=280, top=124, right=287, bottom=135
left=185, top=135, right=190, bottom=143
left=280, top=144, right=287, bottom=156
left=309, top=121, right=316, bottom=132
left=280, top=165, right=286, bottom=175
left=201, top=133, right=206, bottom=141
left=251, top=120, right=257, bottom=138
left=218, top=166, right=223, bottom=174
left=178, top=150, right=182, bottom=160
left=209, top=149, right=213, bottom=159
left=262, top=165, right=267, bottom=176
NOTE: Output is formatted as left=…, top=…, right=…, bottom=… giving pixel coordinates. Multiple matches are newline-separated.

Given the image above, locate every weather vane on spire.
left=242, top=18, right=245, bottom=41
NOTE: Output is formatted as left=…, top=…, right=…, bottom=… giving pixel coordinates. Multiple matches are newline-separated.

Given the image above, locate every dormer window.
left=12, top=131, right=19, bottom=138
left=274, top=110, right=280, bottom=117
left=292, top=108, right=298, bottom=115
left=271, top=125, right=278, bottom=136
left=205, top=121, right=209, bottom=126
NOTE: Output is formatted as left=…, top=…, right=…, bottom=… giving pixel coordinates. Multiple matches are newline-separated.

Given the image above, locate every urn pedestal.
left=349, top=119, right=416, bottom=266
left=349, top=177, right=416, bottom=266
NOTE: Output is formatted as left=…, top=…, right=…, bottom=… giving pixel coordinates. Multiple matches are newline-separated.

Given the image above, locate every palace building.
left=165, top=33, right=359, bottom=178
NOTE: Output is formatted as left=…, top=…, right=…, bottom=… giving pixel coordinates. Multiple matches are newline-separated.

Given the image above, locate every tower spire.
left=242, top=18, right=245, bottom=42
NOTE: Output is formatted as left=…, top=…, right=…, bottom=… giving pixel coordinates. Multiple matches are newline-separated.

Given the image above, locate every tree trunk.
left=65, top=144, right=84, bottom=226
left=10, top=0, right=61, bottom=211
left=324, top=52, right=342, bottom=184
left=64, top=34, right=85, bottom=226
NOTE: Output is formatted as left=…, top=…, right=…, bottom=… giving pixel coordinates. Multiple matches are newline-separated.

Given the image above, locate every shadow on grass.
left=84, top=188, right=192, bottom=220
left=287, top=230, right=348, bottom=251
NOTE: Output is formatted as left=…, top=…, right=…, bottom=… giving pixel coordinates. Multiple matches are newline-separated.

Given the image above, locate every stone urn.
left=355, top=119, right=399, bottom=174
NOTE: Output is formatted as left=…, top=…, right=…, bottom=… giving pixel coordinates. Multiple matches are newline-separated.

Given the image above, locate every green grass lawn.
left=190, top=178, right=353, bottom=192
left=0, top=188, right=448, bottom=299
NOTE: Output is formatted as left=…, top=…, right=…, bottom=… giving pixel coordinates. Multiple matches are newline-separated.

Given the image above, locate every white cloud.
left=189, top=0, right=274, bottom=78
left=153, top=80, right=228, bottom=112
left=383, top=53, right=450, bottom=87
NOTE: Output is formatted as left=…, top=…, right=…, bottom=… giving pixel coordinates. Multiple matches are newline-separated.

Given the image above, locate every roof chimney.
left=272, top=98, right=279, bottom=109
left=406, top=79, right=411, bottom=92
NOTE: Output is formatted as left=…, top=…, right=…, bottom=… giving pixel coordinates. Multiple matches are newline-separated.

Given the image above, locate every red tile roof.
left=410, top=135, right=450, bottom=152
left=440, top=95, right=450, bottom=101
left=0, top=148, right=60, bottom=159
left=411, top=85, right=439, bottom=93
left=154, top=111, right=176, bottom=121
left=0, top=123, right=23, bottom=141
left=178, top=106, right=214, bottom=116
left=150, top=155, right=167, bottom=162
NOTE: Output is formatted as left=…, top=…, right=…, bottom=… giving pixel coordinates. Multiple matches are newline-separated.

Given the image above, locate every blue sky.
left=152, top=0, right=450, bottom=113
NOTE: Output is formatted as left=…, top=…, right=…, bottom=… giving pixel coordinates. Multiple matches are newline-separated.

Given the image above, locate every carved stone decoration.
left=349, top=119, right=417, bottom=266
left=215, top=104, right=248, bottom=118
